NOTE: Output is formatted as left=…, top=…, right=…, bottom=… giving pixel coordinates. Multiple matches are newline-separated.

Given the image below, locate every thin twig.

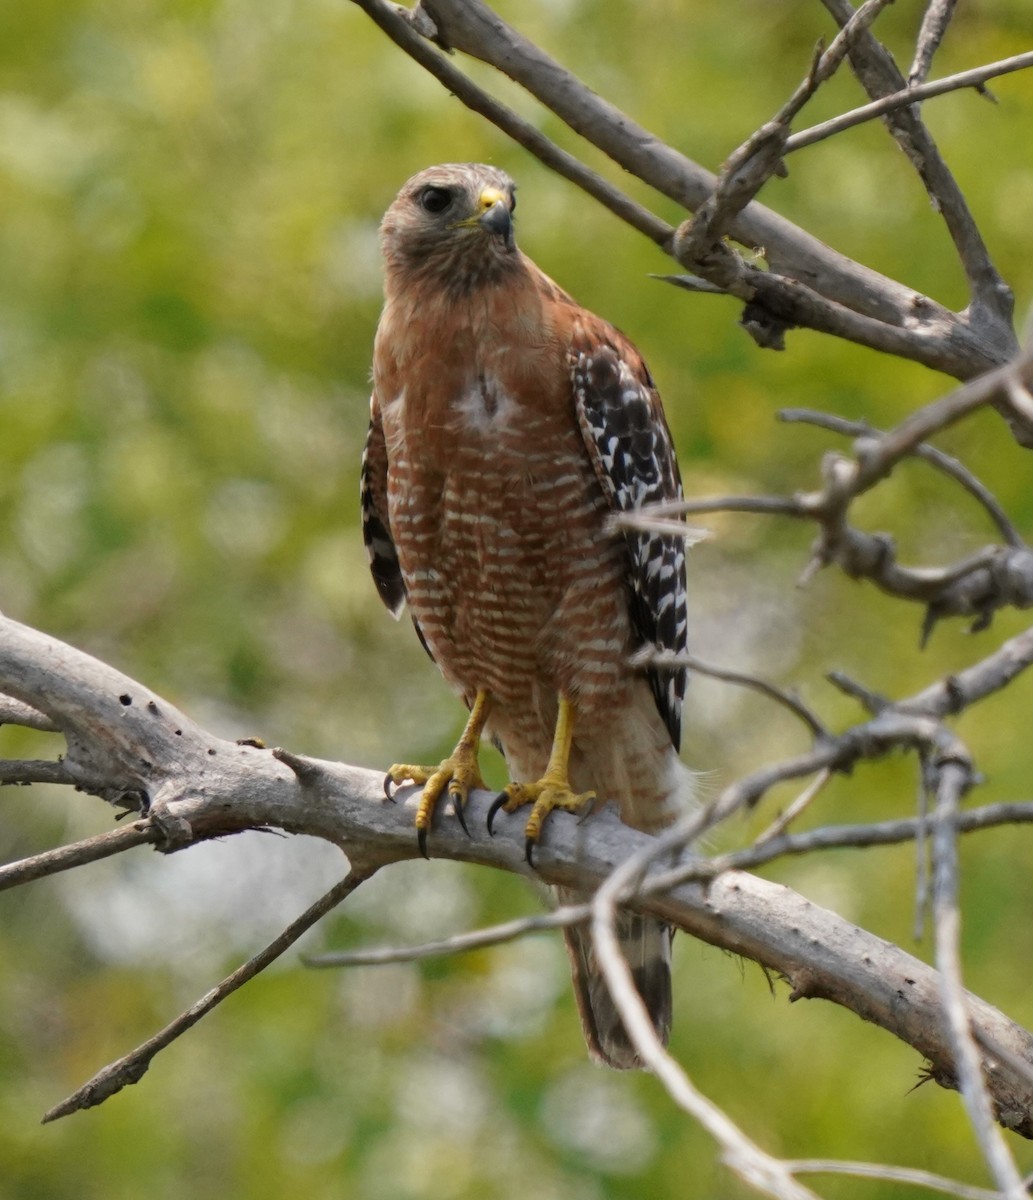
left=674, top=0, right=895, bottom=273
left=825, top=670, right=890, bottom=714
left=42, top=868, right=372, bottom=1122
left=779, top=407, right=1025, bottom=547
left=590, top=837, right=820, bottom=1200
left=695, top=714, right=961, bottom=846
left=618, top=354, right=1033, bottom=633
left=614, top=495, right=801, bottom=525
left=815, top=0, right=899, bottom=86
left=755, top=769, right=833, bottom=844
left=304, top=904, right=587, bottom=968
left=0, top=823, right=158, bottom=892
left=786, top=50, right=1033, bottom=152
left=908, top=0, right=961, bottom=89
left=914, top=766, right=932, bottom=943
left=787, top=1157, right=999, bottom=1200
left=654, top=800, right=1033, bottom=890
left=354, top=0, right=1031, bottom=381
left=930, top=762, right=1026, bottom=1196
left=0, top=759, right=76, bottom=787
left=850, top=349, right=1033, bottom=489
left=629, top=649, right=829, bottom=739
left=818, top=0, right=1014, bottom=326
left=901, top=622, right=1033, bottom=717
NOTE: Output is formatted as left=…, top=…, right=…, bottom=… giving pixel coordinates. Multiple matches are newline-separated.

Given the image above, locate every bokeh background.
left=2, top=2, right=1033, bottom=1196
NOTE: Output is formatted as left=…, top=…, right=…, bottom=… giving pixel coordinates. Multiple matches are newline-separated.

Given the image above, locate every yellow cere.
left=478, top=187, right=508, bottom=211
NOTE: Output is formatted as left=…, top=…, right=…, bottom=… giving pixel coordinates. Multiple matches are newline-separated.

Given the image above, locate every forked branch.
left=352, top=0, right=1030, bottom=394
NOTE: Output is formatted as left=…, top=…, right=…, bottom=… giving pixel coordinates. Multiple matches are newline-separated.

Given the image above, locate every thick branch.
left=4, top=614, right=1033, bottom=1133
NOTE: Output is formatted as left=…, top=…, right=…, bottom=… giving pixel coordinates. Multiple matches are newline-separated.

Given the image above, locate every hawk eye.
left=418, top=186, right=452, bottom=215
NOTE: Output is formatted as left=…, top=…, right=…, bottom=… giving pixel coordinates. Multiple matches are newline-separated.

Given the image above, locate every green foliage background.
left=2, top=1, right=1033, bottom=1196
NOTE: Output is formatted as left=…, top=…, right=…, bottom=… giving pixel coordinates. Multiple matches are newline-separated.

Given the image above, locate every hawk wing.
left=570, top=316, right=688, bottom=750
left=361, top=392, right=440, bottom=663
left=360, top=393, right=406, bottom=618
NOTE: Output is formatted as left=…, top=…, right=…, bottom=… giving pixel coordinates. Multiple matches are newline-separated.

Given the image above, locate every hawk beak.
left=478, top=190, right=514, bottom=248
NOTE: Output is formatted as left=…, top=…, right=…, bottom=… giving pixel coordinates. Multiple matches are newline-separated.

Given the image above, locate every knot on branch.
left=146, top=784, right=205, bottom=853
left=922, top=546, right=1033, bottom=643
left=739, top=301, right=795, bottom=351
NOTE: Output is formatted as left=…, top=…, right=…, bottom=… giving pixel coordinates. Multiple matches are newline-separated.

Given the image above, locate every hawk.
left=361, top=163, right=694, bottom=1069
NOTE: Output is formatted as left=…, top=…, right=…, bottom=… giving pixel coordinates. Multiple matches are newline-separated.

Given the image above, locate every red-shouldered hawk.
left=361, top=163, right=694, bottom=1069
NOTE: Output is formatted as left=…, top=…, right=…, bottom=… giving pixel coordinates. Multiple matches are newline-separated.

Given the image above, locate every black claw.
left=486, top=792, right=508, bottom=836
left=384, top=774, right=396, bottom=803
left=449, top=789, right=471, bottom=837
left=417, top=825, right=429, bottom=860
left=525, top=837, right=537, bottom=868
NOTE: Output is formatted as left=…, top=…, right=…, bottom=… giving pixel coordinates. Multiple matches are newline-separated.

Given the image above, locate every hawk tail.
left=556, top=885, right=673, bottom=1070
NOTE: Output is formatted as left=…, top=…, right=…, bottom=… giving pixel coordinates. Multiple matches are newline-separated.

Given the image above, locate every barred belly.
left=384, top=390, right=635, bottom=768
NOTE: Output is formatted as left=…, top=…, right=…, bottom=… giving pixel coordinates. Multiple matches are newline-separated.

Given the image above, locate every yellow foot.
left=385, top=691, right=490, bottom=858
left=385, top=753, right=486, bottom=855
left=487, top=776, right=596, bottom=866
left=486, top=695, right=594, bottom=866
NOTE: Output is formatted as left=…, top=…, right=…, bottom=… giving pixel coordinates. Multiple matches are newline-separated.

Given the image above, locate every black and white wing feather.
left=570, top=318, right=688, bottom=750
left=360, top=393, right=406, bottom=618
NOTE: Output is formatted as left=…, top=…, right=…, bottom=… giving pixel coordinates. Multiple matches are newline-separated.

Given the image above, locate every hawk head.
left=379, top=163, right=519, bottom=289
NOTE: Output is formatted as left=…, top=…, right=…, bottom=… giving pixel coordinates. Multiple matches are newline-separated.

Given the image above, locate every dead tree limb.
left=4, top=613, right=1033, bottom=1136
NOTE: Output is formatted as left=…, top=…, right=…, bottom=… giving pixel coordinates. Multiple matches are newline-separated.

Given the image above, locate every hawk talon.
left=486, top=791, right=509, bottom=837
left=449, top=787, right=471, bottom=837
left=383, top=774, right=397, bottom=803
left=389, top=690, right=491, bottom=854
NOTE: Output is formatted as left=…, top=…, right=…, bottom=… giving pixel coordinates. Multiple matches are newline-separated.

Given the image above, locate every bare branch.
left=788, top=1159, right=1000, bottom=1200
left=590, top=844, right=821, bottom=1200
left=778, top=407, right=1025, bottom=547
left=0, top=694, right=60, bottom=732
left=786, top=51, right=1033, bottom=152
left=42, top=868, right=371, bottom=1122
left=695, top=710, right=971, bottom=830
left=307, top=796, right=1033, bottom=972
left=644, top=623, right=1033, bottom=881
left=909, top=0, right=960, bottom=88
left=754, top=769, right=833, bottom=844
left=899, top=623, right=1033, bottom=718
left=305, top=904, right=586, bottom=968
left=930, top=762, right=1027, bottom=1194
left=406, top=0, right=919, bottom=319
left=675, top=0, right=895, bottom=268
left=0, top=759, right=76, bottom=787
left=5, top=614, right=1033, bottom=1130
left=0, top=823, right=157, bottom=892
left=621, top=353, right=1033, bottom=632
left=666, top=801, right=1033, bottom=881
left=849, top=348, right=1033, bottom=485
left=348, top=0, right=672, bottom=249
left=350, top=0, right=1026, bottom=384
left=629, top=649, right=828, bottom=739
left=819, top=0, right=1014, bottom=328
